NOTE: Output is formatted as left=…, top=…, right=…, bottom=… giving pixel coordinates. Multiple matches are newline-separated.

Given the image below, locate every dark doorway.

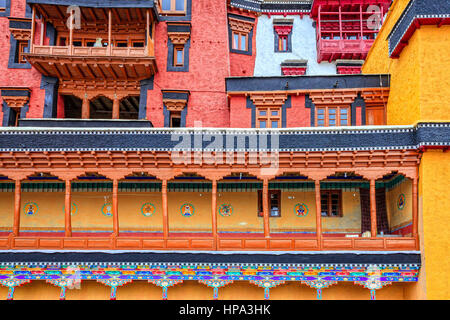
left=63, top=95, right=82, bottom=119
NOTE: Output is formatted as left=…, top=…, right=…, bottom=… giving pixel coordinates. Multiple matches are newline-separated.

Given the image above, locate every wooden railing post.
left=112, top=179, right=119, bottom=237
left=13, top=180, right=22, bottom=237
left=314, top=180, right=322, bottom=249
left=30, top=6, right=35, bottom=53
left=412, top=176, right=418, bottom=240
left=263, top=178, right=270, bottom=238
left=81, top=92, right=90, bottom=119
left=211, top=180, right=218, bottom=249
left=370, top=179, right=377, bottom=237
left=162, top=179, right=169, bottom=240
left=64, top=179, right=72, bottom=237
left=112, top=94, right=120, bottom=119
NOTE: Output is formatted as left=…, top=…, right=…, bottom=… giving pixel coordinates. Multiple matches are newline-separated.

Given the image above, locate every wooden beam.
left=64, top=179, right=72, bottom=237
left=370, top=179, right=377, bottom=237
left=263, top=178, right=270, bottom=238
left=13, top=180, right=21, bottom=236
left=162, top=179, right=169, bottom=239
left=314, top=180, right=322, bottom=249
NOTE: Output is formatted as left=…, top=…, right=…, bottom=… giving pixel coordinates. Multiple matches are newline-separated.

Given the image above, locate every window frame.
left=169, top=111, right=182, bottom=128
left=316, top=105, right=350, bottom=127
left=256, top=106, right=281, bottom=128
left=173, top=45, right=185, bottom=67
left=16, top=40, right=29, bottom=64
left=320, top=190, right=343, bottom=217
left=257, top=190, right=282, bottom=218
left=160, top=0, right=187, bottom=15
left=231, top=31, right=248, bottom=51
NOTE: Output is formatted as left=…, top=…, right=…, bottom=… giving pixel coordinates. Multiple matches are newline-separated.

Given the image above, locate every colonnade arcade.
left=0, top=166, right=418, bottom=251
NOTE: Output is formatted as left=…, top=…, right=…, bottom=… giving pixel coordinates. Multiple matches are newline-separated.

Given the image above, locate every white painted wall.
left=253, top=15, right=337, bottom=76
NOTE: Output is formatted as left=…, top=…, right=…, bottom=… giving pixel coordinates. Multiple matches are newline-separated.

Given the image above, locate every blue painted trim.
left=0, top=0, right=10, bottom=17
left=351, top=94, right=366, bottom=126
left=305, top=94, right=315, bottom=127
left=163, top=104, right=187, bottom=128
left=159, top=0, right=192, bottom=22
left=40, top=76, right=59, bottom=118
left=46, top=22, right=57, bottom=46
left=246, top=96, right=256, bottom=128
left=2, top=101, right=15, bottom=126
left=138, top=77, right=154, bottom=120
left=8, top=35, right=32, bottom=69
left=167, top=38, right=190, bottom=72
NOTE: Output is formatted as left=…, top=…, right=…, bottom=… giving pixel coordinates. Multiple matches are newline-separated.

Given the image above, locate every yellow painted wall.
left=363, top=0, right=450, bottom=124
left=0, top=192, right=14, bottom=232
left=217, top=191, right=262, bottom=233
left=386, top=178, right=412, bottom=233
left=168, top=192, right=212, bottom=233
left=322, top=191, right=361, bottom=233
left=417, top=151, right=450, bottom=300
left=118, top=192, right=163, bottom=232
left=71, top=192, right=113, bottom=232
left=20, top=192, right=65, bottom=232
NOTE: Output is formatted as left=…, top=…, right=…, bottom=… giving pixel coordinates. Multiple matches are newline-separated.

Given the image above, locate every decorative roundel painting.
left=180, top=203, right=195, bottom=217
left=218, top=204, right=233, bottom=217
left=397, top=194, right=406, bottom=210
left=23, top=202, right=39, bottom=216
left=294, top=203, right=309, bottom=217
left=101, top=203, right=113, bottom=217
left=62, top=203, right=78, bottom=216
left=141, top=203, right=156, bottom=217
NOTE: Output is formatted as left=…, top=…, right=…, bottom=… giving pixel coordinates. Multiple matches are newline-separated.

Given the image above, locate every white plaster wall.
left=254, top=15, right=337, bottom=76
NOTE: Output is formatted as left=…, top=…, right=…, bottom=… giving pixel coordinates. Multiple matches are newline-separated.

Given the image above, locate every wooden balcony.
left=24, top=45, right=157, bottom=81
left=0, top=234, right=418, bottom=251
left=317, top=39, right=374, bottom=62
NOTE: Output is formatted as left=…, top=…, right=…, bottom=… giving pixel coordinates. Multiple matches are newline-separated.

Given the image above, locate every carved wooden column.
left=108, top=9, right=112, bottom=55
left=314, top=180, right=323, bottom=249
left=112, top=179, right=119, bottom=237
left=211, top=180, right=218, bottom=249
left=30, top=6, right=35, bottom=52
left=112, top=94, right=120, bottom=120
left=162, top=179, right=169, bottom=239
left=64, top=180, right=72, bottom=237
left=13, top=180, right=22, bottom=237
left=81, top=93, right=90, bottom=119
left=370, top=179, right=377, bottom=237
left=412, top=175, right=418, bottom=239
left=263, top=178, right=270, bottom=238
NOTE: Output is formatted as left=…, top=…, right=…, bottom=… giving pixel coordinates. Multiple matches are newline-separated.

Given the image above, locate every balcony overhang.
left=27, top=0, right=158, bottom=33
left=23, top=47, right=157, bottom=82
left=318, top=39, right=374, bottom=62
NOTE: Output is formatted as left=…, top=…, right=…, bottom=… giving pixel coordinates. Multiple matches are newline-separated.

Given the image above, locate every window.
left=161, top=0, right=186, bottom=13
left=278, top=35, right=288, bottom=52
left=169, top=111, right=181, bottom=127
left=174, top=45, right=184, bottom=67
left=258, top=190, right=281, bottom=217
left=321, top=190, right=342, bottom=217
left=256, top=106, right=281, bottom=128
left=232, top=31, right=247, bottom=51
left=15, top=40, right=29, bottom=64
left=132, top=41, right=145, bottom=48
left=316, top=106, right=349, bottom=127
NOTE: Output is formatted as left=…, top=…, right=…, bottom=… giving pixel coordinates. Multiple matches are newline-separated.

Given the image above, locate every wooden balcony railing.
left=31, top=45, right=152, bottom=58
left=0, top=235, right=419, bottom=251
left=317, top=39, right=374, bottom=62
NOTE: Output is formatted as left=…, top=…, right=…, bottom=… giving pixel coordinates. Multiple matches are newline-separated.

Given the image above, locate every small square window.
left=258, top=190, right=281, bottom=217
left=161, top=0, right=186, bottom=14
left=16, top=40, right=29, bottom=64
left=232, top=31, right=247, bottom=51
left=170, top=111, right=182, bottom=127
left=174, top=45, right=184, bottom=67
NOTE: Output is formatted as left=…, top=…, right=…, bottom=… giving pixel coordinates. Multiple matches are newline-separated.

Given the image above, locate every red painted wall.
left=229, top=96, right=251, bottom=128
left=287, top=95, right=309, bottom=127
left=147, top=0, right=231, bottom=127
left=228, top=8, right=257, bottom=77
left=0, top=0, right=46, bottom=123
